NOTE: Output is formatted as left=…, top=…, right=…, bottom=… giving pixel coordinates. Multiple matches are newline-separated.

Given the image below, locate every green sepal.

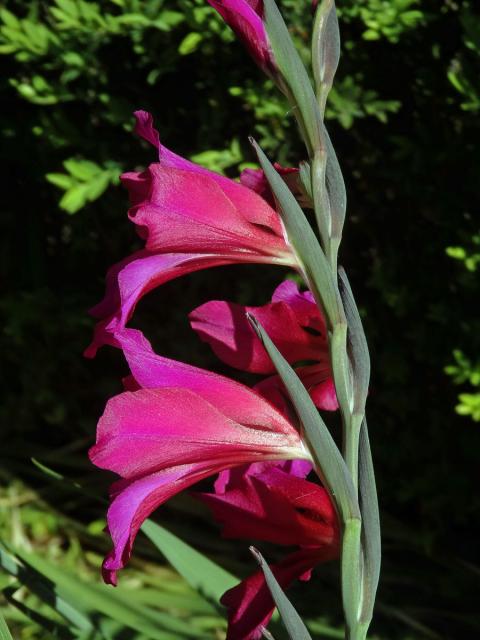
left=338, top=267, right=370, bottom=414
left=247, top=313, right=360, bottom=522
left=262, top=0, right=322, bottom=154
left=358, top=419, right=381, bottom=627
left=251, top=139, right=344, bottom=328
left=325, top=126, right=347, bottom=240
left=299, top=161, right=313, bottom=200
left=250, top=547, right=313, bottom=640
left=312, top=0, right=340, bottom=114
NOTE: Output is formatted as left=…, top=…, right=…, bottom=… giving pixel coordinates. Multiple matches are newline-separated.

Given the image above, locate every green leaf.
left=0, top=545, right=94, bottom=632
left=63, top=158, right=99, bottom=180
left=247, top=313, right=359, bottom=522
left=84, top=172, right=111, bottom=201
left=155, top=11, right=185, bottom=30
left=178, top=33, right=202, bottom=55
left=358, top=419, right=381, bottom=627
left=299, top=161, right=312, bottom=199
left=45, top=172, right=75, bottom=190
left=330, top=321, right=353, bottom=424
left=54, top=0, right=80, bottom=19
left=0, top=9, right=20, bottom=30
left=0, top=610, right=14, bottom=640
left=141, top=520, right=237, bottom=605
left=3, top=585, right=82, bottom=639
left=0, top=544, right=205, bottom=639
left=250, top=547, right=313, bottom=640
left=251, top=139, right=344, bottom=328
left=59, top=184, right=89, bottom=214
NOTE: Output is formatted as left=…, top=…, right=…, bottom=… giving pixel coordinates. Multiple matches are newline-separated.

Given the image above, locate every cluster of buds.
left=87, top=2, right=380, bottom=639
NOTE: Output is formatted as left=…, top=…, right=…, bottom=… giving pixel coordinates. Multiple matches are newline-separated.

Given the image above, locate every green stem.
left=346, top=625, right=368, bottom=640
left=266, top=0, right=378, bottom=636
left=344, top=413, right=364, bottom=492
left=341, top=517, right=363, bottom=638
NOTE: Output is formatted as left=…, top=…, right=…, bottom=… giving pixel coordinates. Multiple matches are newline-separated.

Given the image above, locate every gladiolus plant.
left=88, top=1, right=380, bottom=639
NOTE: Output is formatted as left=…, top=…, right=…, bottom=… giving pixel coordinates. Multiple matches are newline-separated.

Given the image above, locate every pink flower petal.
left=122, top=164, right=286, bottom=255
left=87, top=112, right=296, bottom=354
left=214, top=458, right=312, bottom=494
left=207, top=0, right=275, bottom=76
left=113, top=328, right=298, bottom=433
left=199, top=462, right=338, bottom=547
left=131, top=111, right=284, bottom=236
left=189, top=282, right=329, bottom=374
left=102, top=461, right=238, bottom=585
left=271, top=280, right=325, bottom=333
left=85, top=251, right=235, bottom=356
left=298, top=366, right=339, bottom=411
left=90, top=387, right=308, bottom=584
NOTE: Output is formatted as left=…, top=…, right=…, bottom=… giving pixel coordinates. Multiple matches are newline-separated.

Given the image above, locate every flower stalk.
left=259, top=0, right=381, bottom=637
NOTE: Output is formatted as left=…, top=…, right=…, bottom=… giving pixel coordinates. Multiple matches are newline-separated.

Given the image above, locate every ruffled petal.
left=271, top=280, right=326, bottom=334
left=87, top=112, right=297, bottom=354
left=112, top=328, right=298, bottom=433
left=199, top=462, right=338, bottom=547
left=189, top=284, right=328, bottom=374
left=132, top=111, right=285, bottom=235
left=207, top=0, right=274, bottom=76
left=90, top=387, right=308, bottom=584
left=102, top=461, right=239, bottom=585
left=122, top=164, right=286, bottom=255
left=215, top=458, right=312, bottom=494
left=85, top=251, right=245, bottom=357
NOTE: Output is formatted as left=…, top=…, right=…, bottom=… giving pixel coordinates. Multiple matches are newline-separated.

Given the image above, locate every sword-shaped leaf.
left=141, top=520, right=237, bottom=605
left=0, top=610, right=14, bottom=640
left=263, top=0, right=322, bottom=153
left=250, top=547, right=313, bottom=640
left=251, top=139, right=344, bottom=328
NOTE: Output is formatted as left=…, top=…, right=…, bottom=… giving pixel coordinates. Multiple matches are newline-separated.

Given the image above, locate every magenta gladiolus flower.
left=85, top=111, right=296, bottom=357
left=89, top=328, right=311, bottom=585
left=198, top=460, right=339, bottom=639
left=207, top=0, right=276, bottom=76
left=190, top=280, right=338, bottom=411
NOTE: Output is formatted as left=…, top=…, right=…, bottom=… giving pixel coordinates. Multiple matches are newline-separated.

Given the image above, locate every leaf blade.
left=250, top=547, right=313, bottom=640
left=142, top=520, right=238, bottom=605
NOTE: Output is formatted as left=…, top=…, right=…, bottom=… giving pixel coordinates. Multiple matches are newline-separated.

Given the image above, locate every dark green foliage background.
left=1, top=0, right=479, bottom=638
